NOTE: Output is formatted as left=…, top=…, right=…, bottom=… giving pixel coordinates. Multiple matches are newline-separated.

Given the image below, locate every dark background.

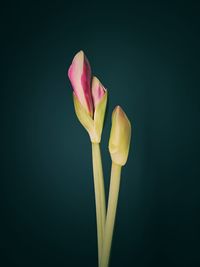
left=1, top=1, right=200, bottom=266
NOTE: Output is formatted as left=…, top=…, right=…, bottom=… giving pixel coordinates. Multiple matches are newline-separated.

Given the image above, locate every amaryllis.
left=68, top=51, right=107, bottom=143
left=100, top=106, right=131, bottom=267
left=68, top=50, right=107, bottom=265
left=68, top=50, right=93, bottom=116
left=68, top=51, right=132, bottom=267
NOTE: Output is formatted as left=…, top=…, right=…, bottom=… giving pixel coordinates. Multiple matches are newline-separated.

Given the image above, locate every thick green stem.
left=92, top=143, right=106, bottom=266
left=100, top=162, right=122, bottom=267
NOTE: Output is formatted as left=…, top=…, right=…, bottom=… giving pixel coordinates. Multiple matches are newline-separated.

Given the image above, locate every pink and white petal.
left=91, top=76, right=106, bottom=108
left=68, top=51, right=93, bottom=115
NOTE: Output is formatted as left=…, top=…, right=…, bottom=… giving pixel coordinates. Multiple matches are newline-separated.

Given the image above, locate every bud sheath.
left=109, top=106, right=131, bottom=166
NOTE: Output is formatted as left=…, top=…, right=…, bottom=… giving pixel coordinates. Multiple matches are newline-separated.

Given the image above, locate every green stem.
left=100, top=162, right=122, bottom=267
left=92, top=143, right=106, bottom=266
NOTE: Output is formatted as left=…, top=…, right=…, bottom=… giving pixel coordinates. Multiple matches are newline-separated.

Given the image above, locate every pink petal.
left=91, top=76, right=106, bottom=108
left=68, top=51, right=93, bottom=116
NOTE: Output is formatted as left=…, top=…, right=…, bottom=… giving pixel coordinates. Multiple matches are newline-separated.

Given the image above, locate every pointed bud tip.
left=116, top=105, right=121, bottom=110
left=114, top=105, right=125, bottom=114
left=112, top=105, right=130, bottom=124
left=72, top=50, right=84, bottom=63
left=76, top=50, right=84, bottom=58
left=113, top=105, right=121, bottom=115
left=92, top=76, right=99, bottom=85
left=68, top=51, right=84, bottom=79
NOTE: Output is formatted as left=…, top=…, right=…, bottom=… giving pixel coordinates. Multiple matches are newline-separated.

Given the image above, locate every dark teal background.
left=1, top=1, right=200, bottom=266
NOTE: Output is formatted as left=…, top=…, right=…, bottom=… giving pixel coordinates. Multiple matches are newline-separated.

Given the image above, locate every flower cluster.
left=68, top=51, right=107, bottom=143
left=68, top=51, right=132, bottom=267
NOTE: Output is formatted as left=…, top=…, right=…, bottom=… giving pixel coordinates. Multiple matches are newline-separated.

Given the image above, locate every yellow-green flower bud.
left=109, top=106, right=131, bottom=166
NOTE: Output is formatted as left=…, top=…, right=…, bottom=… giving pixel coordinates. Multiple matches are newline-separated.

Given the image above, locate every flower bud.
left=68, top=52, right=107, bottom=143
left=92, top=77, right=107, bottom=143
left=92, top=76, right=106, bottom=108
left=109, top=106, right=131, bottom=166
left=68, top=50, right=93, bottom=116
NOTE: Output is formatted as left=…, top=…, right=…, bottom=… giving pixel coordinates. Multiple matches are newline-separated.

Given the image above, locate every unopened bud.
left=109, top=106, right=131, bottom=166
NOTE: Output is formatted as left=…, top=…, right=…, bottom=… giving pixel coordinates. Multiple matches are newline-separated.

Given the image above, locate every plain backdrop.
left=1, top=1, right=200, bottom=266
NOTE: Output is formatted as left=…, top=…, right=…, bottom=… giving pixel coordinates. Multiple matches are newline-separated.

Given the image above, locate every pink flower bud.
left=91, top=76, right=106, bottom=108
left=68, top=50, right=93, bottom=116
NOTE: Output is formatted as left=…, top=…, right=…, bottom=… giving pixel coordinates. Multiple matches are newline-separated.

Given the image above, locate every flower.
left=92, top=76, right=106, bottom=108
left=68, top=51, right=107, bottom=143
left=68, top=50, right=93, bottom=116
left=109, top=106, right=131, bottom=166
